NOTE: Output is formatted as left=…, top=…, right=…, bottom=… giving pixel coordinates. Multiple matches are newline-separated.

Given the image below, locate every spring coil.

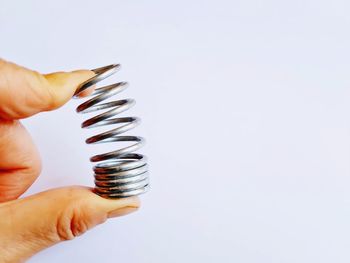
left=74, top=64, right=149, bottom=198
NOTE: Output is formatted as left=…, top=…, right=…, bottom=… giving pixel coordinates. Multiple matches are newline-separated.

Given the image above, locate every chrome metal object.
left=75, top=64, right=149, bottom=198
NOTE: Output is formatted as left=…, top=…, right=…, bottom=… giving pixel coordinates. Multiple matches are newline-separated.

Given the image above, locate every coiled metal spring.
left=74, top=64, right=149, bottom=198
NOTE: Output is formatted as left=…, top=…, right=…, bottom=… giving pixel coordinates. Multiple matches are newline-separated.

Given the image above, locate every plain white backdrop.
left=1, top=0, right=350, bottom=262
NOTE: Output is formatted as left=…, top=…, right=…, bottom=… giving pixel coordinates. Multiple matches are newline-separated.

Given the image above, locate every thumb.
left=0, top=186, right=139, bottom=262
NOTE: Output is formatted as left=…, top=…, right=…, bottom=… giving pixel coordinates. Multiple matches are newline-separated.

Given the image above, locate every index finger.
left=0, top=59, right=95, bottom=120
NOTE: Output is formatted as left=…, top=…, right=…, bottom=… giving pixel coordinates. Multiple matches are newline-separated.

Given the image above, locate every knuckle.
left=56, top=212, right=90, bottom=241
left=56, top=211, right=89, bottom=241
left=54, top=188, right=106, bottom=241
left=54, top=191, right=83, bottom=241
left=55, top=212, right=75, bottom=241
left=55, top=208, right=97, bottom=241
left=70, top=215, right=89, bottom=237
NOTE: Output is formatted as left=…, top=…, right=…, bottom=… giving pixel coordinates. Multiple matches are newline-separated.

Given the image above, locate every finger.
left=0, top=59, right=95, bottom=120
left=0, top=186, right=140, bottom=262
left=0, top=120, right=41, bottom=202
left=44, top=70, right=95, bottom=98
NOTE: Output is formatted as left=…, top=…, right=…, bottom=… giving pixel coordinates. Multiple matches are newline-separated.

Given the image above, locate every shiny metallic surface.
left=76, top=64, right=149, bottom=198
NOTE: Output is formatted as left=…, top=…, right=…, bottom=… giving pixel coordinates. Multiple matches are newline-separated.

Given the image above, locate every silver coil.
left=75, top=64, right=149, bottom=198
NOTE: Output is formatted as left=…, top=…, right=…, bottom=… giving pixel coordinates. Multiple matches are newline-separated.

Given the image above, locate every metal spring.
left=74, top=64, right=149, bottom=198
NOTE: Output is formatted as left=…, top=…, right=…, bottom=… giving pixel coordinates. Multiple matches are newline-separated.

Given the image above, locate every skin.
left=0, top=59, right=140, bottom=263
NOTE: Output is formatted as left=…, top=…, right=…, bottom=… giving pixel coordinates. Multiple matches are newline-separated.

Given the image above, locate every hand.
left=0, top=59, right=140, bottom=263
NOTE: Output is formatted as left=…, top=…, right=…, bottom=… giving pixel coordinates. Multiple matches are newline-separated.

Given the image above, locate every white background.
left=1, top=0, right=350, bottom=262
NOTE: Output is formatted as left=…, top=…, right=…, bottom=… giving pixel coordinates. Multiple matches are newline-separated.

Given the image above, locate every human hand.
left=0, top=59, right=140, bottom=263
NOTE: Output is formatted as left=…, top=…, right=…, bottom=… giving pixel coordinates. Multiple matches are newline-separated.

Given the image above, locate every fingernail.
left=107, top=206, right=139, bottom=218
